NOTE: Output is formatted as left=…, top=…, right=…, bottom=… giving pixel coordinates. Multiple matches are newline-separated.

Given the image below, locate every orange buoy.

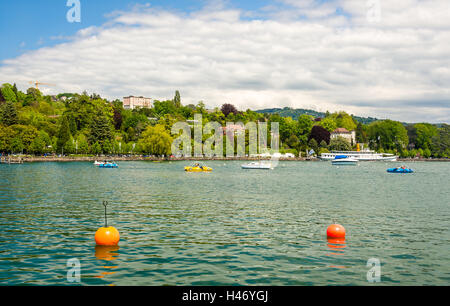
left=327, top=224, right=346, bottom=239
left=95, top=227, right=120, bottom=246
left=95, top=201, right=120, bottom=246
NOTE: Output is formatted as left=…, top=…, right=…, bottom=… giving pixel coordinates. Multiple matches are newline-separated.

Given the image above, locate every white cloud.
left=0, top=1, right=449, bottom=123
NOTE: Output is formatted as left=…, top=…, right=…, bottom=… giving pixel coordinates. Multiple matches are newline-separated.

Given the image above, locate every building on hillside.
left=123, top=96, right=152, bottom=109
left=331, top=128, right=356, bottom=145
left=221, top=124, right=246, bottom=136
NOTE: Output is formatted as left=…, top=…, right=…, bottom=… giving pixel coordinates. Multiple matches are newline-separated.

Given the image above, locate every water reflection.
left=327, top=238, right=347, bottom=269
left=95, top=245, right=120, bottom=280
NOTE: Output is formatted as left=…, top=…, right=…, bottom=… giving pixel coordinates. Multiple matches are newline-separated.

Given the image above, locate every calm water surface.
left=0, top=161, right=449, bottom=285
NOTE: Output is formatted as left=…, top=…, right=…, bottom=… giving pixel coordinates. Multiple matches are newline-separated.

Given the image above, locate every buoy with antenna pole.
left=95, top=201, right=120, bottom=246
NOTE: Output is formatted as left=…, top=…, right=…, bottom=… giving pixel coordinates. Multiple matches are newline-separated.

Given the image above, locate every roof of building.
left=222, top=125, right=245, bottom=131
left=123, top=96, right=151, bottom=99
left=332, top=128, right=351, bottom=134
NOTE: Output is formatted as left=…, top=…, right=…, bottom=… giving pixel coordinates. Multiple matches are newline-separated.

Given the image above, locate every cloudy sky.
left=1, top=0, right=449, bottom=123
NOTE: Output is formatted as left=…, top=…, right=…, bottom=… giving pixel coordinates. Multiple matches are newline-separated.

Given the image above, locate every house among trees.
left=221, top=124, right=245, bottom=136
left=331, top=128, right=356, bottom=145
left=123, top=96, right=152, bottom=110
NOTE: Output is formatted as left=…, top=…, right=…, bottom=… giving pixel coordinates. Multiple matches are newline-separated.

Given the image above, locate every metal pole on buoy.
left=103, top=201, right=108, bottom=228
left=95, top=201, right=120, bottom=246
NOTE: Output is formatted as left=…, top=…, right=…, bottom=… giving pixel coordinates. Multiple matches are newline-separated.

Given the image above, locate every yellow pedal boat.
left=184, top=164, right=213, bottom=172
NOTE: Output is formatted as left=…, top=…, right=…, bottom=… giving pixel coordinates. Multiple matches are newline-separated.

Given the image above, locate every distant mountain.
left=255, top=107, right=379, bottom=125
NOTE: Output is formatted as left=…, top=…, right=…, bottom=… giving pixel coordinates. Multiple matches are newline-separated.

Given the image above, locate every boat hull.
left=98, top=163, right=118, bottom=168
left=320, top=152, right=398, bottom=162
left=241, top=165, right=272, bottom=170
left=331, top=161, right=358, bottom=166
left=241, top=162, right=273, bottom=170
left=185, top=166, right=212, bottom=172
left=387, top=168, right=413, bottom=173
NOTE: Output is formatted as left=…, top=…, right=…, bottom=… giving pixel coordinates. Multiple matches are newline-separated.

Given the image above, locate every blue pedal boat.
left=387, top=167, right=413, bottom=173
left=98, top=162, right=118, bottom=168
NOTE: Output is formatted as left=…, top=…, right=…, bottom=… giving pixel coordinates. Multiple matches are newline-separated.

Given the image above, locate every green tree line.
left=0, top=83, right=449, bottom=158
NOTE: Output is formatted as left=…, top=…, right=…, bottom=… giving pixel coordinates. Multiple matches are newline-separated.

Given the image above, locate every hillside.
left=255, top=107, right=379, bottom=125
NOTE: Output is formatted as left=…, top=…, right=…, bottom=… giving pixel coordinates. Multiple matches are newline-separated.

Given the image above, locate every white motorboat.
left=331, top=155, right=358, bottom=166
left=241, top=161, right=273, bottom=170
left=94, top=161, right=102, bottom=166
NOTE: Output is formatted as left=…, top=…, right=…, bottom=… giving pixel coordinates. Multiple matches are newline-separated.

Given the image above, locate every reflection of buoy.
left=95, top=245, right=120, bottom=261
left=327, top=224, right=346, bottom=238
left=327, top=238, right=346, bottom=249
left=327, top=238, right=347, bottom=259
left=95, top=201, right=120, bottom=246
left=95, top=227, right=120, bottom=246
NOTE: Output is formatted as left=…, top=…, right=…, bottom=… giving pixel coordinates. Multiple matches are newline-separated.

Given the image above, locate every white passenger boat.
left=320, top=150, right=397, bottom=161
left=241, top=161, right=273, bottom=170
left=331, top=155, right=358, bottom=166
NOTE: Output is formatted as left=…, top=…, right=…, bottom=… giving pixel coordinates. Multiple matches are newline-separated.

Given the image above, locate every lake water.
left=0, top=161, right=449, bottom=286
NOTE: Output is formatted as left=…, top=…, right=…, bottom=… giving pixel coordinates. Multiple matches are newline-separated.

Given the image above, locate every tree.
left=1, top=84, right=17, bottom=103
left=269, top=114, right=298, bottom=143
left=64, top=136, right=76, bottom=154
left=414, top=123, right=438, bottom=150
left=308, top=138, right=318, bottom=154
left=91, top=142, right=102, bottom=155
left=26, top=87, right=42, bottom=100
left=153, top=100, right=177, bottom=117
left=10, top=137, right=24, bottom=153
left=329, top=136, right=352, bottom=151
left=57, top=117, right=71, bottom=152
left=102, top=139, right=113, bottom=154
left=367, top=120, right=408, bottom=151
left=286, top=134, right=300, bottom=150
left=330, top=111, right=357, bottom=131
left=309, top=125, right=331, bottom=145
left=112, top=105, right=123, bottom=130
left=221, top=104, right=238, bottom=117
left=317, top=117, right=337, bottom=132
left=298, top=114, right=314, bottom=136
left=30, top=130, right=51, bottom=154
left=76, top=134, right=89, bottom=154
left=355, top=122, right=368, bottom=143
left=137, top=124, right=173, bottom=156
left=0, top=125, right=14, bottom=153
left=431, top=124, right=450, bottom=157
left=174, top=90, right=181, bottom=108
left=89, top=113, right=113, bottom=146
left=10, top=124, right=38, bottom=153
left=0, top=101, right=19, bottom=126
left=196, top=101, right=206, bottom=112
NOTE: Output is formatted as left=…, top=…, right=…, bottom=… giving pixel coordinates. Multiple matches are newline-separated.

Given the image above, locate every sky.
left=1, top=0, right=449, bottom=123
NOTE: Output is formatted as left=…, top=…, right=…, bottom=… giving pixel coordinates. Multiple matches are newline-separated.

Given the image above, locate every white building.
left=331, top=128, right=356, bottom=145
left=123, top=96, right=152, bottom=109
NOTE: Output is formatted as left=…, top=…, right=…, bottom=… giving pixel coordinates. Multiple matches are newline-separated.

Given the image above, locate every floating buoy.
left=95, top=201, right=120, bottom=246
left=95, top=227, right=120, bottom=246
left=327, top=224, right=346, bottom=238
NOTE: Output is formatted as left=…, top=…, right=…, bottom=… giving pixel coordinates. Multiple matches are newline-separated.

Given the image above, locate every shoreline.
left=1, top=156, right=449, bottom=163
